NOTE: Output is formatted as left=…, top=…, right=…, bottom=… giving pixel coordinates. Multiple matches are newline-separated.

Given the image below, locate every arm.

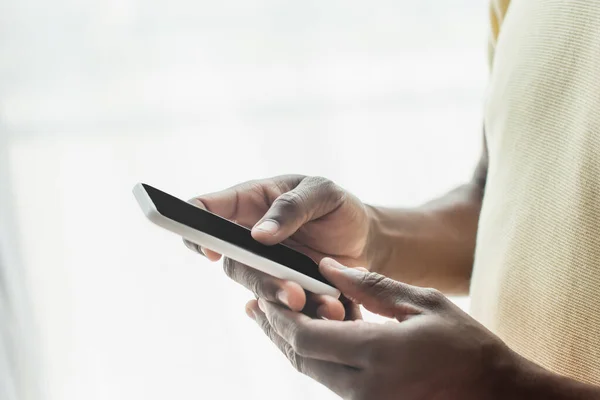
left=366, top=132, right=488, bottom=295
left=506, top=358, right=600, bottom=400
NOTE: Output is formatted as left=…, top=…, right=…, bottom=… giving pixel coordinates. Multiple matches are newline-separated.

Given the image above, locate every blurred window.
left=1, top=1, right=486, bottom=399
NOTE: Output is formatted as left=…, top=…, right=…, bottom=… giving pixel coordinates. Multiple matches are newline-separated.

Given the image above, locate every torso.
left=471, top=0, right=600, bottom=384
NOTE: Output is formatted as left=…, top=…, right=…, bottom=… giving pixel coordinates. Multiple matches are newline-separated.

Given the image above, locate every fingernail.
left=258, top=298, right=267, bottom=313
left=355, top=267, right=369, bottom=273
left=322, top=258, right=346, bottom=270
left=276, top=290, right=291, bottom=308
left=245, top=306, right=256, bottom=320
left=191, top=243, right=206, bottom=258
left=316, top=305, right=328, bottom=319
left=199, top=246, right=208, bottom=257
left=254, top=220, right=279, bottom=235
left=343, top=268, right=365, bottom=278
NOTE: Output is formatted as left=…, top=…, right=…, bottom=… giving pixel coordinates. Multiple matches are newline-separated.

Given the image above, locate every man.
left=185, top=0, right=600, bottom=398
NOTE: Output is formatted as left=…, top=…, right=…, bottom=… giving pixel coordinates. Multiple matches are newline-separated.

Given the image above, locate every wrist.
left=457, top=336, right=542, bottom=400
left=360, top=200, right=475, bottom=294
left=362, top=205, right=431, bottom=276
left=481, top=346, right=534, bottom=400
left=485, top=348, right=600, bottom=400
left=363, top=204, right=392, bottom=273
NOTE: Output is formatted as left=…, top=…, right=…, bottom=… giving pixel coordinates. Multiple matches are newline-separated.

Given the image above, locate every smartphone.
left=133, top=183, right=340, bottom=298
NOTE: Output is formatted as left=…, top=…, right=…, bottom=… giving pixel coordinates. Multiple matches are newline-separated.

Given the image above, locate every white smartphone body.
left=133, top=183, right=340, bottom=298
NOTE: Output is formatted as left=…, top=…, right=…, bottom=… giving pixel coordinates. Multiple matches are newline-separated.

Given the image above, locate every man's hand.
left=184, top=175, right=372, bottom=320
left=246, top=258, right=521, bottom=400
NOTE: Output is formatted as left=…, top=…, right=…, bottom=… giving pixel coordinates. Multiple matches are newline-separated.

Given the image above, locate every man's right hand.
left=183, top=175, right=372, bottom=321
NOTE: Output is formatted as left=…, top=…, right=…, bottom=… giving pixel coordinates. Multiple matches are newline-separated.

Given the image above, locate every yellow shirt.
left=470, top=0, right=600, bottom=385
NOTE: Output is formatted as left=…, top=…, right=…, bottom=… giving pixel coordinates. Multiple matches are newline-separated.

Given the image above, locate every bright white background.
left=1, top=1, right=487, bottom=399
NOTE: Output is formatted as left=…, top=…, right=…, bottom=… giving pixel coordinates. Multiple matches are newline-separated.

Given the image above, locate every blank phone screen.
left=142, top=184, right=331, bottom=286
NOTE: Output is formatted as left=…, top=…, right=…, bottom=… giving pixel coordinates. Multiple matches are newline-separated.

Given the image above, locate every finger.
left=201, top=248, right=222, bottom=261
left=251, top=177, right=345, bottom=245
left=223, top=258, right=306, bottom=312
left=343, top=299, right=363, bottom=321
left=185, top=181, right=273, bottom=256
left=224, top=258, right=345, bottom=319
left=183, top=238, right=202, bottom=254
left=307, top=293, right=363, bottom=321
left=247, top=300, right=357, bottom=397
left=183, top=237, right=222, bottom=261
left=182, top=200, right=223, bottom=260
left=307, top=293, right=345, bottom=321
left=258, top=299, right=374, bottom=368
left=191, top=183, right=267, bottom=227
left=319, top=258, right=448, bottom=319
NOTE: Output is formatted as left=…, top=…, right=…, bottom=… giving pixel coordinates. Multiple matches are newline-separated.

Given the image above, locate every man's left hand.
left=246, top=258, right=523, bottom=400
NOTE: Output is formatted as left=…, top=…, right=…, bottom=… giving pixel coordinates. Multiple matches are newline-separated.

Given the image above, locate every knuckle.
left=222, top=257, right=237, bottom=279
left=273, top=192, right=306, bottom=219
left=244, top=270, right=264, bottom=297
left=285, top=345, right=304, bottom=373
left=289, top=324, right=309, bottom=355
left=257, top=279, right=279, bottom=299
left=258, top=315, right=273, bottom=335
left=308, top=176, right=333, bottom=189
left=247, top=272, right=280, bottom=299
left=183, top=238, right=200, bottom=254
left=276, top=191, right=304, bottom=209
left=419, top=287, right=446, bottom=308
left=246, top=179, right=266, bottom=195
left=272, top=175, right=304, bottom=192
left=309, top=176, right=344, bottom=201
left=223, top=259, right=270, bottom=297
left=358, top=272, right=390, bottom=292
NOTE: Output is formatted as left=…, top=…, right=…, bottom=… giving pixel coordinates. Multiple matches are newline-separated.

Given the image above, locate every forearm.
left=499, top=356, right=600, bottom=400
left=366, top=181, right=483, bottom=295
left=366, top=131, right=488, bottom=295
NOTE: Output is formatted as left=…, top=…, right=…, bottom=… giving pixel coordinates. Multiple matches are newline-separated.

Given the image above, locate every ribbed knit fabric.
left=471, top=0, right=600, bottom=385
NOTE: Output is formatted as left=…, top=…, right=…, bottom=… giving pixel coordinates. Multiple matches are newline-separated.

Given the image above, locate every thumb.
left=319, top=258, right=445, bottom=320
left=251, top=177, right=344, bottom=245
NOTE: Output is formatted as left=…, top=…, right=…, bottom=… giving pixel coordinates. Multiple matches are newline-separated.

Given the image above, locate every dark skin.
left=367, top=133, right=489, bottom=295
left=184, top=175, right=372, bottom=320
left=246, top=259, right=600, bottom=399
left=185, top=134, right=600, bottom=398
left=185, top=135, right=488, bottom=316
